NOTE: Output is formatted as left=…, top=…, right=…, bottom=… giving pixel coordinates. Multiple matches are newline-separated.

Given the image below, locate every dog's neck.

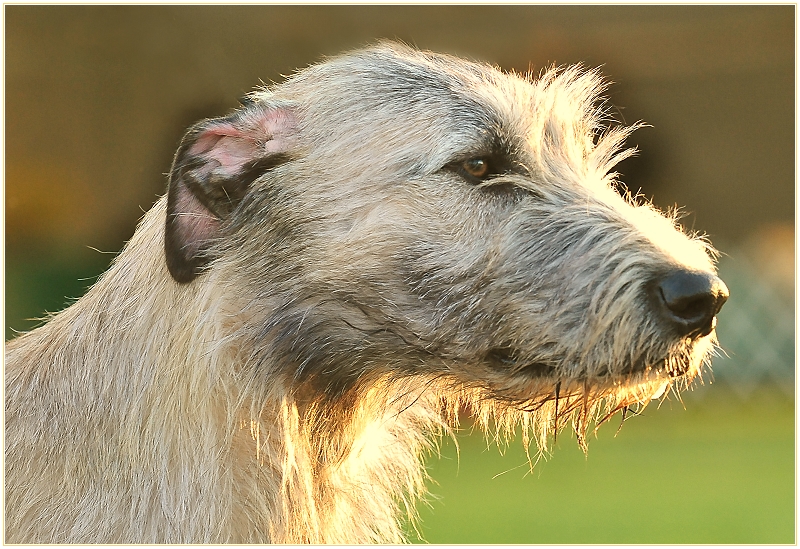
left=6, top=197, right=440, bottom=543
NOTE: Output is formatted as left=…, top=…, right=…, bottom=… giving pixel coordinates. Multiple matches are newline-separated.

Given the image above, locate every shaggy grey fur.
left=5, top=43, right=727, bottom=543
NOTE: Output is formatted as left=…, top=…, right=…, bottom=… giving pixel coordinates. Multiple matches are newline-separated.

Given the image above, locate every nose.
left=655, top=270, right=729, bottom=338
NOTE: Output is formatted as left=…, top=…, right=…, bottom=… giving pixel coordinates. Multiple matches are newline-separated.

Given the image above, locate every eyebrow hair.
left=451, top=116, right=529, bottom=176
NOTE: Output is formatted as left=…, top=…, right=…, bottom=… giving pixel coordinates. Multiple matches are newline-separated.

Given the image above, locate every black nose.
left=656, top=270, right=729, bottom=338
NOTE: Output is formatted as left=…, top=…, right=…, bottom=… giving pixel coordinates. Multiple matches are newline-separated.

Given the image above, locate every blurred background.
left=5, top=5, right=795, bottom=543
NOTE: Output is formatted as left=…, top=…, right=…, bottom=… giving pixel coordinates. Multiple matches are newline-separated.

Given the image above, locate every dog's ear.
left=165, top=105, right=296, bottom=283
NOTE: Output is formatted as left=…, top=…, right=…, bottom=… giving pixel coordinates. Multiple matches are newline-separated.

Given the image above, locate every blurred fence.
left=709, top=239, right=795, bottom=399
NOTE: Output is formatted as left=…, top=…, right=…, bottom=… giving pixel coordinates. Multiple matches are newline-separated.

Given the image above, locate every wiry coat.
left=5, top=43, right=725, bottom=543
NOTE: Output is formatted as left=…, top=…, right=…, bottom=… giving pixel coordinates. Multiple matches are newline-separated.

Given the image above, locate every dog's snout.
left=655, top=270, right=729, bottom=338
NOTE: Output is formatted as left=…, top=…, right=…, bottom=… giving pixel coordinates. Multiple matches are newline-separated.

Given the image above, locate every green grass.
left=410, top=389, right=795, bottom=544
left=5, top=256, right=111, bottom=341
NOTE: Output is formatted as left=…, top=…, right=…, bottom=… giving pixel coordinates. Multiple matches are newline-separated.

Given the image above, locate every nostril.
left=656, top=270, right=729, bottom=337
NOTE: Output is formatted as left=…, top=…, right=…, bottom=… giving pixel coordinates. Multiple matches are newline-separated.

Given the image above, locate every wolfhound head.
left=165, top=42, right=728, bottom=450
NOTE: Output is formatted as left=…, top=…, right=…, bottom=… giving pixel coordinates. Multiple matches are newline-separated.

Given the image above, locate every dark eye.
left=463, top=158, right=491, bottom=179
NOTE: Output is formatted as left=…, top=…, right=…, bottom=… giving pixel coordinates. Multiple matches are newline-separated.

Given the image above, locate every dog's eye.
left=446, top=154, right=517, bottom=185
left=463, top=158, right=491, bottom=179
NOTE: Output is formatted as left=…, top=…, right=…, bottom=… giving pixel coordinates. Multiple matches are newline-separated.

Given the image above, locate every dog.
left=5, top=42, right=728, bottom=543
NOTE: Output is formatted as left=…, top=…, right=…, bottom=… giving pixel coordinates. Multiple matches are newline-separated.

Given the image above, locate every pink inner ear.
left=188, top=124, right=256, bottom=177
left=174, top=179, right=220, bottom=251
left=186, top=108, right=298, bottom=177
